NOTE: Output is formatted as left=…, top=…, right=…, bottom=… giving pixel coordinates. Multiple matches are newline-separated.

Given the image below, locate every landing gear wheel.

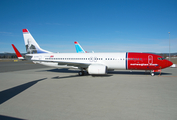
left=78, top=71, right=84, bottom=76
left=150, top=71, right=154, bottom=76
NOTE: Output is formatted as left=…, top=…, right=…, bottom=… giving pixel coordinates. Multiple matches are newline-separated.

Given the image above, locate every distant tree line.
left=159, top=53, right=167, bottom=58
left=0, top=54, right=17, bottom=59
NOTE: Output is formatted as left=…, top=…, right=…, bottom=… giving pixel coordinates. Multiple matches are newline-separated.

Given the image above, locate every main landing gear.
left=78, top=68, right=88, bottom=76
left=78, top=71, right=85, bottom=76
left=145, top=70, right=155, bottom=76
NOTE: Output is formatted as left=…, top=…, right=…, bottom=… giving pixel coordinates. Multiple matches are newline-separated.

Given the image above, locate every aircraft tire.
left=151, top=72, right=154, bottom=76
left=78, top=71, right=84, bottom=76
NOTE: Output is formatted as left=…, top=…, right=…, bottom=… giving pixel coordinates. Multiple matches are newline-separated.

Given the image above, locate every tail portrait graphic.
left=23, top=29, right=51, bottom=54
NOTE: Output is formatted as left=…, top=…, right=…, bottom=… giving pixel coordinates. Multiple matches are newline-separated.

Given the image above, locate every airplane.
left=22, top=29, right=173, bottom=76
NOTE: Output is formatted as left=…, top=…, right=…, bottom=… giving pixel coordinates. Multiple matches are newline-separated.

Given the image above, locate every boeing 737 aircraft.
left=22, top=29, right=173, bottom=76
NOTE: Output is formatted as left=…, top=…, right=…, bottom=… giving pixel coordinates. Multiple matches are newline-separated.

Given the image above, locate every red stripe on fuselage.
left=127, top=52, right=170, bottom=70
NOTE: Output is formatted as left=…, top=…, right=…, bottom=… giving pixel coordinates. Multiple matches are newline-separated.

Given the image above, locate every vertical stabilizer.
left=22, top=29, right=51, bottom=54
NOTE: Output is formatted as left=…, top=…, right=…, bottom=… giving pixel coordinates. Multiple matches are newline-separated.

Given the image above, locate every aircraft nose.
left=167, top=60, right=173, bottom=67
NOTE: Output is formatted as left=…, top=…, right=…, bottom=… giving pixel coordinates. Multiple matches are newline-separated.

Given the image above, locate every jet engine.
left=88, top=65, right=107, bottom=74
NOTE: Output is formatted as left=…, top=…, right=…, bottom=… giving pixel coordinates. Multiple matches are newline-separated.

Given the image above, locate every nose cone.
left=167, top=60, right=173, bottom=67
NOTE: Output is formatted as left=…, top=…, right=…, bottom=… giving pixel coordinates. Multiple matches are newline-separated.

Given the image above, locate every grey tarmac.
left=0, top=61, right=177, bottom=120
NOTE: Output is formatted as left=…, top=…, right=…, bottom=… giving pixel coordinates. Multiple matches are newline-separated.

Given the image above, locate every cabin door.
left=148, top=55, right=153, bottom=64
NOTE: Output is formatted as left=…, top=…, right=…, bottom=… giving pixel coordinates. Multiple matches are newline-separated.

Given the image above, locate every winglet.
left=74, top=41, right=85, bottom=53
left=74, top=41, right=78, bottom=44
left=11, top=44, right=25, bottom=60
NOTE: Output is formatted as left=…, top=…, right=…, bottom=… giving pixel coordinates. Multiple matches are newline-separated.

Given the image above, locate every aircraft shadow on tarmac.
left=45, top=68, right=79, bottom=73
left=52, top=74, right=112, bottom=79
left=0, top=115, right=24, bottom=120
left=38, top=68, right=112, bottom=78
left=41, top=68, right=172, bottom=77
left=108, top=71, right=172, bottom=76
left=0, top=78, right=47, bottom=105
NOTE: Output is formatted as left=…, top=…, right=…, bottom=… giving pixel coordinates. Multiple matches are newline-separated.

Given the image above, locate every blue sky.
left=0, top=0, right=177, bottom=53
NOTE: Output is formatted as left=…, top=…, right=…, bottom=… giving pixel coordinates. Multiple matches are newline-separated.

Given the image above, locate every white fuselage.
left=28, top=52, right=127, bottom=70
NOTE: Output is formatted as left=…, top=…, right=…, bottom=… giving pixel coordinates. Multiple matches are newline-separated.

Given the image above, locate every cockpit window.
left=158, top=57, right=165, bottom=60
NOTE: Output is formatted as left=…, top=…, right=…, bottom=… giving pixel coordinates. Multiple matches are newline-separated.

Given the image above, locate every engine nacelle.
left=88, top=65, right=107, bottom=74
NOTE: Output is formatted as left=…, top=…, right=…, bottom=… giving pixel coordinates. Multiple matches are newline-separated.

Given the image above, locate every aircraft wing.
left=32, top=59, right=91, bottom=68
left=58, top=61, right=90, bottom=68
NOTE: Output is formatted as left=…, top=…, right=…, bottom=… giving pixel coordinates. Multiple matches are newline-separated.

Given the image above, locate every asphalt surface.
left=0, top=61, right=177, bottom=120
left=0, top=61, right=47, bottom=73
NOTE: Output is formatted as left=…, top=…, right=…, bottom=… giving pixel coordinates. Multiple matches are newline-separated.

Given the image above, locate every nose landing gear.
left=150, top=69, right=161, bottom=76
left=150, top=71, right=154, bottom=76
